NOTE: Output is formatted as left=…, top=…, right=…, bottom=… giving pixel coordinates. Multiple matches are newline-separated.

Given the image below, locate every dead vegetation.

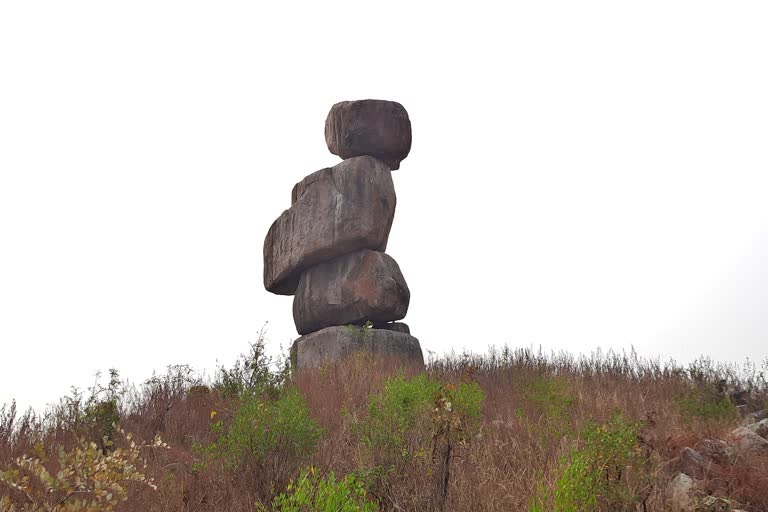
left=2, top=340, right=767, bottom=511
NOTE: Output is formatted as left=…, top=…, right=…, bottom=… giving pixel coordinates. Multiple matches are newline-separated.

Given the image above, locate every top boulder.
left=325, top=100, right=412, bottom=170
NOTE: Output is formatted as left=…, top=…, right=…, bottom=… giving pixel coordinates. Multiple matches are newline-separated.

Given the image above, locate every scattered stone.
left=667, top=473, right=696, bottom=512
left=741, top=409, right=768, bottom=425
left=697, top=496, right=737, bottom=512
left=696, top=439, right=732, bottom=464
left=263, top=156, right=396, bottom=295
left=680, top=447, right=708, bottom=479
left=729, top=427, right=768, bottom=456
left=745, top=418, right=768, bottom=438
left=291, top=325, right=424, bottom=370
left=373, top=321, right=410, bottom=334
left=325, top=100, right=412, bottom=170
left=292, top=249, right=409, bottom=335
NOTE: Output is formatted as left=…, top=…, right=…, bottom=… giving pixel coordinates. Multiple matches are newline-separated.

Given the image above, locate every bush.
left=357, top=375, right=483, bottom=461
left=677, top=388, right=738, bottom=423
left=0, top=429, right=164, bottom=512
left=196, top=387, right=322, bottom=474
left=359, top=374, right=438, bottom=462
left=259, top=466, right=379, bottom=512
left=530, top=412, right=649, bottom=512
left=524, top=376, right=575, bottom=438
left=214, top=328, right=289, bottom=399
left=354, top=374, right=485, bottom=509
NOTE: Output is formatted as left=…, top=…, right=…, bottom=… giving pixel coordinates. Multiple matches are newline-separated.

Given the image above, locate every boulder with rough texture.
left=325, top=100, right=412, bottom=170
left=263, top=156, right=396, bottom=295
left=680, top=447, right=708, bottom=479
left=697, top=496, right=739, bottom=512
left=729, top=427, right=768, bottom=456
left=291, top=326, right=423, bottom=370
left=696, top=439, right=732, bottom=464
left=292, top=250, right=410, bottom=335
left=668, top=473, right=696, bottom=512
left=746, top=418, right=768, bottom=438
left=373, top=321, right=410, bottom=334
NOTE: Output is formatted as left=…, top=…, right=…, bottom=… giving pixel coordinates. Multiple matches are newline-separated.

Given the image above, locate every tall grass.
left=2, top=342, right=767, bottom=511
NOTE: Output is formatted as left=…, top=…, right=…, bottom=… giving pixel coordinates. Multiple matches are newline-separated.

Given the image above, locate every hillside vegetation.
left=1, top=336, right=767, bottom=511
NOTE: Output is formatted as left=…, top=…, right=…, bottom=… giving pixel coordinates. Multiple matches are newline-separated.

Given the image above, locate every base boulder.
left=291, top=326, right=423, bottom=370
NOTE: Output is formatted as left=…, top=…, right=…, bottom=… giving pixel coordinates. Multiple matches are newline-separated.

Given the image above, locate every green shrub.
left=84, top=399, right=119, bottom=452
left=677, top=388, right=737, bottom=423
left=214, top=330, right=289, bottom=398
left=196, top=387, right=322, bottom=473
left=524, top=376, right=575, bottom=438
left=0, top=429, right=165, bottom=512
left=359, top=374, right=438, bottom=459
left=354, top=373, right=485, bottom=509
left=358, top=375, right=484, bottom=458
left=529, top=412, right=648, bottom=512
left=430, top=380, right=485, bottom=508
left=258, top=467, right=379, bottom=512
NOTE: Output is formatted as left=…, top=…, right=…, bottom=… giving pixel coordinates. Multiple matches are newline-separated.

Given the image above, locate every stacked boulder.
left=263, top=100, right=424, bottom=370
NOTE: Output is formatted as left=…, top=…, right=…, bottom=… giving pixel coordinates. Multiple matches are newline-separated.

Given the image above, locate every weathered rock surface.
left=729, top=427, right=768, bottom=456
left=291, top=326, right=423, bottom=370
left=292, top=250, right=409, bottom=335
left=697, top=496, right=740, bottom=512
left=263, top=156, right=396, bottom=295
left=373, top=321, right=410, bottom=334
left=746, top=418, right=768, bottom=438
left=680, top=447, right=708, bottom=479
left=668, top=473, right=696, bottom=512
left=696, top=439, right=732, bottom=464
left=325, top=100, right=412, bottom=170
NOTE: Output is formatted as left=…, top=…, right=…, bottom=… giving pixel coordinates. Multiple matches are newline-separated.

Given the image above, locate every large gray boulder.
left=325, top=100, right=412, bottom=170
left=291, top=326, right=423, bottom=370
left=263, top=156, right=396, bottom=295
left=292, top=250, right=410, bottom=335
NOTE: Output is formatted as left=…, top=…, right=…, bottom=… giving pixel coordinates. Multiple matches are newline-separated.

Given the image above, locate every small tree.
left=0, top=429, right=165, bottom=512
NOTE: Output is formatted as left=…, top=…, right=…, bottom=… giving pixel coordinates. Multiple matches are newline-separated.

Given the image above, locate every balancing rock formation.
left=263, top=100, right=424, bottom=370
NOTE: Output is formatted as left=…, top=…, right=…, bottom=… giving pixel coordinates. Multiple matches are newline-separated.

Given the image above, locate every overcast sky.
left=1, top=1, right=767, bottom=412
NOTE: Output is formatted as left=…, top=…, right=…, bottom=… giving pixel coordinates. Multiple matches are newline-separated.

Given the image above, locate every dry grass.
left=2, top=345, right=767, bottom=511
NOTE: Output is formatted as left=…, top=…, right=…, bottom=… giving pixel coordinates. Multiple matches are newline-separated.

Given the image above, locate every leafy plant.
left=195, top=387, right=322, bottom=473
left=214, top=327, right=289, bottom=399
left=355, top=374, right=485, bottom=510
left=524, top=376, right=575, bottom=438
left=0, top=429, right=165, bottom=512
left=529, top=412, right=649, bottom=512
left=431, top=381, right=484, bottom=510
left=358, top=374, right=438, bottom=463
left=677, top=388, right=738, bottom=423
left=345, top=320, right=374, bottom=341
left=258, top=466, right=378, bottom=512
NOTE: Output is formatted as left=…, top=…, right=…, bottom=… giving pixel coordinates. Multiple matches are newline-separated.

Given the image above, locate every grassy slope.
left=1, top=345, right=767, bottom=511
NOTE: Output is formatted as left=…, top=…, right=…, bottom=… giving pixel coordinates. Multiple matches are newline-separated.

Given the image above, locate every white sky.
left=1, top=1, right=767, bottom=412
